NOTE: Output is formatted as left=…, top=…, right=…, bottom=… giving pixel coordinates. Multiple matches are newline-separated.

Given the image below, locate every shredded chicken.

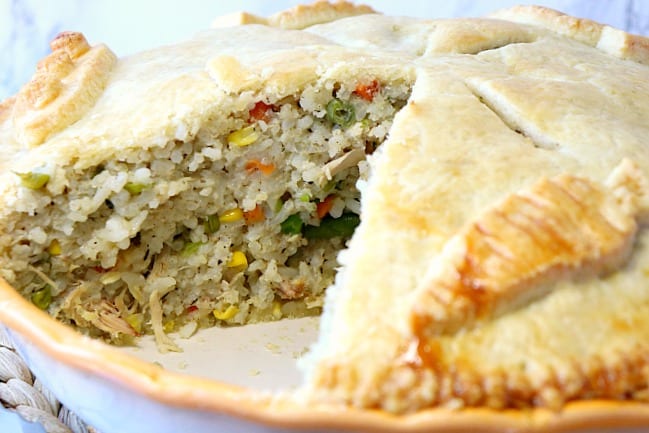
left=321, top=148, right=365, bottom=183
left=92, top=300, right=138, bottom=337
left=149, top=288, right=181, bottom=353
left=276, top=278, right=306, bottom=299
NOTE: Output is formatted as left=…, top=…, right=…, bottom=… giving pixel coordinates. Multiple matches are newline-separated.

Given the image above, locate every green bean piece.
left=204, top=214, right=220, bottom=234
left=303, top=213, right=360, bottom=239
left=280, top=214, right=303, bottom=235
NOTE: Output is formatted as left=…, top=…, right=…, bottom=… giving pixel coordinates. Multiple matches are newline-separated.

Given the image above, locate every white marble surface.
left=1, top=0, right=649, bottom=101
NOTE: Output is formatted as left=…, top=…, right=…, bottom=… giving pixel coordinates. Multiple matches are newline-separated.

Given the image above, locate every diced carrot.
left=316, top=195, right=336, bottom=219
left=243, top=204, right=265, bottom=224
left=249, top=101, right=274, bottom=122
left=353, top=80, right=380, bottom=101
left=187, top=305, right=198, bottom=313
left=245, top=159, right=276, bottom=175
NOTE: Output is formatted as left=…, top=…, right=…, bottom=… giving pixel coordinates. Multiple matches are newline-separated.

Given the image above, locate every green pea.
left=326, top=98, right=356, bottom=128
left=124, top=182, right=151, bottom=195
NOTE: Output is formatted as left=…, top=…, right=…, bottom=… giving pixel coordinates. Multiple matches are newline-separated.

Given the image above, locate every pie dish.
left=1, top=1, right=649, bottom=432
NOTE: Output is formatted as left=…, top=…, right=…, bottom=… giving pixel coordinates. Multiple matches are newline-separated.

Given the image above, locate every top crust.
left=267, top=0, right=376, bottom=29
left=212, top=0, right=375, bottom=29
left=489, top=5, right=649, bottom=63
left=10, top=32, right=117, bottom=148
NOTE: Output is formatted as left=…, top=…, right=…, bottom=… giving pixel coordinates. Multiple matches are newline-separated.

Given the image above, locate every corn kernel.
left=227, top=125, right=259, bottom=147
left=213, top=305, right=239, bottom=321
left=219, top=207, right=243, bottom=223
left=48, top=239, right=61, bottom=256
left=163, top=320, right=175, bottom=333
left=126, top=313, right=143, bottom=334
left=17, top=172, right=50, bottom=190
left=272, top=301, right=282, bottom=319
left=31, top=287, right=51, bottom=310
left=227, top=250, right=248, bottom=268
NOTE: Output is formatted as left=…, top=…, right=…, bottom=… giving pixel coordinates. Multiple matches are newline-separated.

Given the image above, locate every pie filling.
left=0, top=80, right=410, bottom=350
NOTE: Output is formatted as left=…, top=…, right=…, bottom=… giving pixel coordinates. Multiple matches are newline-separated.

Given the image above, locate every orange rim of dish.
left=0, top=276, right=648, bottom=432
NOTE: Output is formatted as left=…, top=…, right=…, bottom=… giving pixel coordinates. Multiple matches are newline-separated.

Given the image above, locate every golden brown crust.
left=210, top=11, right=269, bottom=28
left=302, top=7, right=649, bottom=412
left=489, top=5, right=602, bottom=44
left=489, top=5, right=649, bottom=64
left=267, top=0, right=376, bottom=29
left=0, top=95, right=16, bottom=124
left=211, top=1, right=375, bottom=30
left=11, top=32, right=116, bottom=148
left=411, top=160, right=649, bottom=340
left=597, top=25, right=649, bottom=64
left=49, top=31, right=91, bottom=59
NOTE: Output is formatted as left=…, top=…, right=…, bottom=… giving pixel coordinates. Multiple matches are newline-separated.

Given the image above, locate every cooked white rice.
left=0, top=78, right=410, bottom=351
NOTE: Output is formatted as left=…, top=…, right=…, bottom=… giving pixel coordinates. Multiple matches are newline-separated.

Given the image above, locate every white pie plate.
left=2, top=278, right=649, bottom=433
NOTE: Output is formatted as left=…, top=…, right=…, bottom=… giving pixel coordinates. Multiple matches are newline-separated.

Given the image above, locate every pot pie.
left=1, top=0, right=649, bottom=414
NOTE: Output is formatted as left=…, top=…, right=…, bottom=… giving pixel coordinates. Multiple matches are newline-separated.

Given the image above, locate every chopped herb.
left=326, top=98, right=356, bottom=128
left=31, top=286, right=52, bottom=310
left=204, top=214, right=220, bottom=234
left=281, top=214, right=303, bottom=235
left=303, top=213, right=360, bottom=239
left=17, top=172, right=50, bottom=190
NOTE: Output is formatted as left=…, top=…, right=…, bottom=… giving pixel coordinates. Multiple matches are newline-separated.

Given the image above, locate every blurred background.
left=1, top=0, right=649, bottom=100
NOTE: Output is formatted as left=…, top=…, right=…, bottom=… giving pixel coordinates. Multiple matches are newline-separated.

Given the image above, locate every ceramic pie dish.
left=2, top=2, right=649, bottom=432
left=3, top=279, right=649, bottom=433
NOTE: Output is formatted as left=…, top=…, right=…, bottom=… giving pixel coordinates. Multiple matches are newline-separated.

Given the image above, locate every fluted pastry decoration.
left=11, top=32, right=117, bottom=148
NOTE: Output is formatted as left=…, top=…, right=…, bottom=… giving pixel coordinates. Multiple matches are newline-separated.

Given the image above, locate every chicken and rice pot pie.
left=1, top=0, right=649, bottom=414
